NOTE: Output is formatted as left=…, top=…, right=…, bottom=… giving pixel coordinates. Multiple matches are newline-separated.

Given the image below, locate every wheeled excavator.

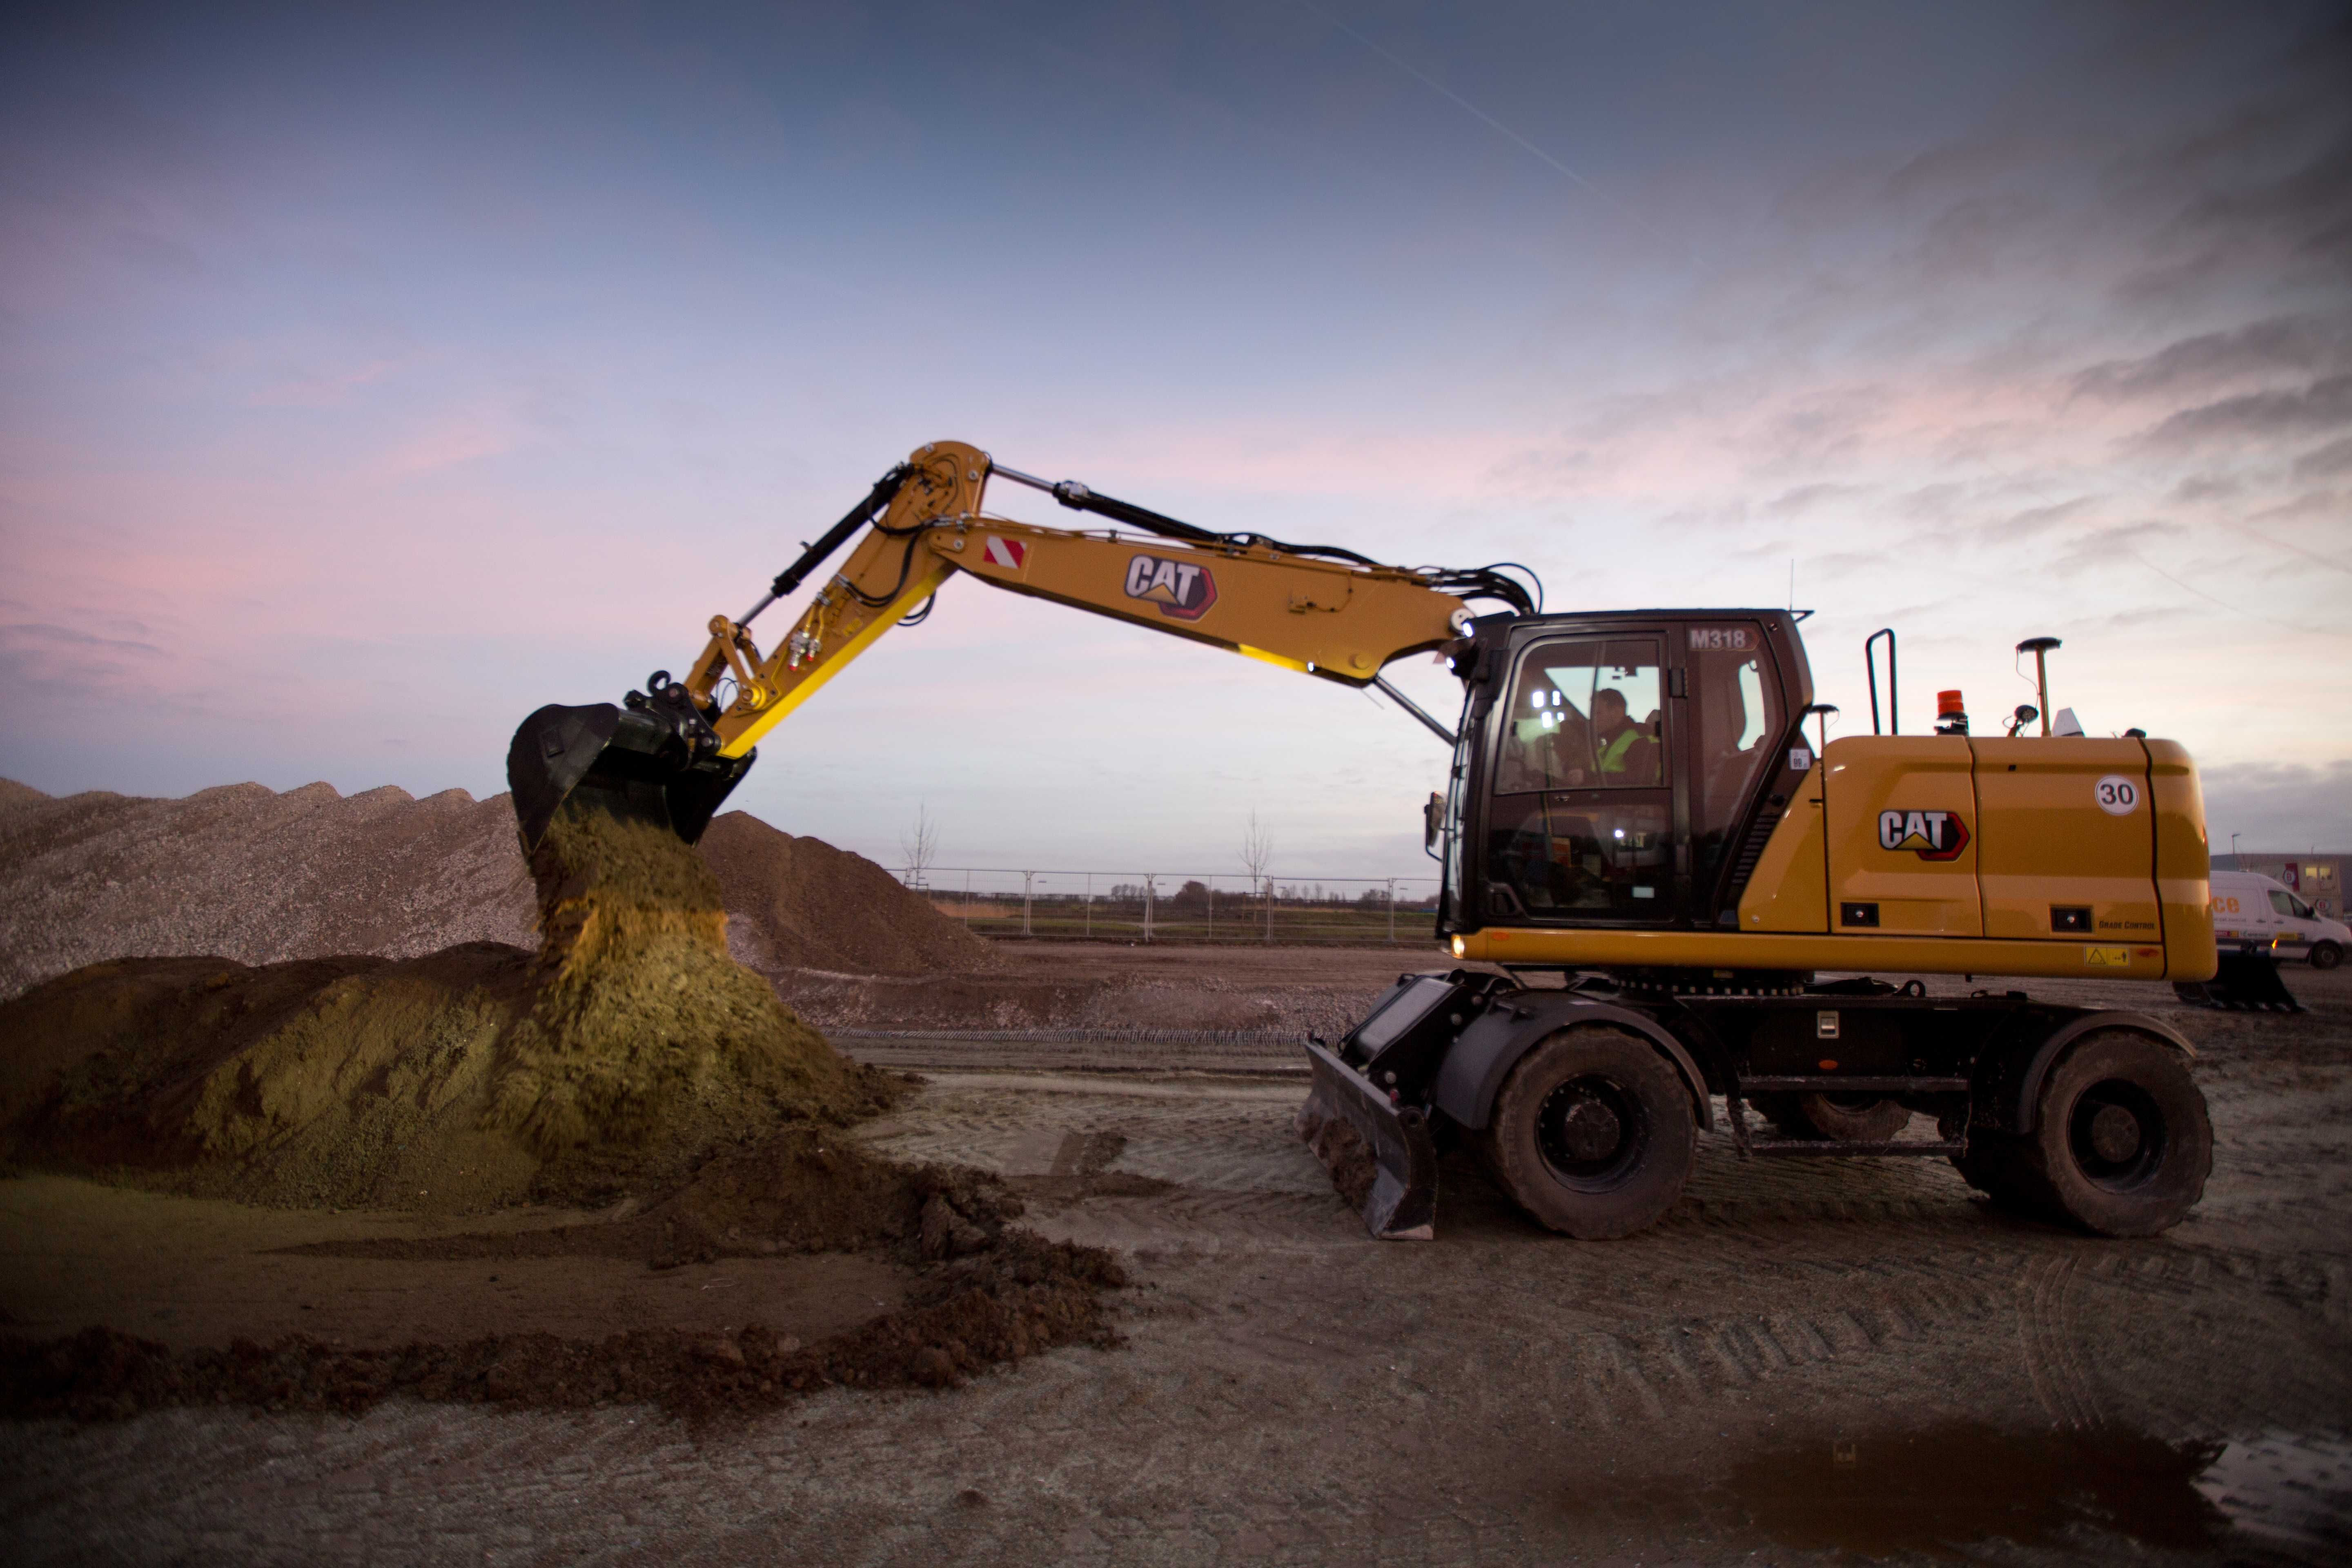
left=509, top=439, right=2226, bottom=1244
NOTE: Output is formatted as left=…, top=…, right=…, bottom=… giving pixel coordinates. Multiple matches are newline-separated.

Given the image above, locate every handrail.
left=1864, top=627, right=1898, bottom=735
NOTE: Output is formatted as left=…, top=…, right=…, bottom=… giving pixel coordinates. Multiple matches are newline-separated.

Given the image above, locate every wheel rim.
left=2067, top=1079, right=2166, bottom=1190
left=1536, top=1075, right=1646, bottom=1187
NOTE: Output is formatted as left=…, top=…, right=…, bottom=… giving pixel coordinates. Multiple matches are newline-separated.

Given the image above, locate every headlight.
left=1450, top=935, right=1466, bottom=958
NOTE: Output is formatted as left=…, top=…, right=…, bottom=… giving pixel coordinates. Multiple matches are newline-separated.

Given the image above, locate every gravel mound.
left=0, top=780, right=993, bottom=1002
left=0, top=782, right=532, bottom=1002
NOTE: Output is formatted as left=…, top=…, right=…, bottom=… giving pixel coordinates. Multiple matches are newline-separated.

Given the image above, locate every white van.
left=2210, top=871, right=2349, bottom=970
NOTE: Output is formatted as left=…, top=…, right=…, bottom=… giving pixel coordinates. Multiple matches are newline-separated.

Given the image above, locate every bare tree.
left=1239, top=809, right=1274, bottom=942
left=901, top=803, right=939, bottom=889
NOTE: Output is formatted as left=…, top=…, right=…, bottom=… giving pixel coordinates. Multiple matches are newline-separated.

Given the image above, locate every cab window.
left=1488, top=798, right=1670, bottom=915
left=1487, top=636, right=1672, bottom=922
left=1496, top=639, right=1663, bottom=793
left=2270, top=889, right=2313, bottom=919
left=1688, top=625, right=1783, bottom=903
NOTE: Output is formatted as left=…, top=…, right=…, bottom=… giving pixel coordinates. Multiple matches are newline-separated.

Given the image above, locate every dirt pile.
left=0, top=804, right=903, bottom=1209
left=0, top=1135, right=1125, bottom=1421
left=0, top=948, right=538, bottom=1209
left=0, top=780, right=992, bottom=1002
left=699, top=810, right=995, bottom=974
left=489, top=807, right=894, bottom=1196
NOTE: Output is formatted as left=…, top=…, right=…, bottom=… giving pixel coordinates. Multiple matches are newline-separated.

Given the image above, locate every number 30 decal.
left=2094, top=775, right=2141, bottom=815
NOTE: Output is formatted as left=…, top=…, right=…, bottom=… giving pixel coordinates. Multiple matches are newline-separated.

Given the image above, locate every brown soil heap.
left=0, top=780, right=992, bottom=1003
left=0, top=803, right=898, bottom=1209
left=700, top=811, right=994, bottom=974
left=489, top=805, right=893, bottom=1196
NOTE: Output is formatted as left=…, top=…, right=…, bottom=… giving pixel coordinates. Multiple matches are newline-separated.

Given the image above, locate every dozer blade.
left=507, top=699, right=751, bottom=851
left=2173, top=948, right=2304, bottom=1013
left=1296, top=1042, right=1439, bottom=1241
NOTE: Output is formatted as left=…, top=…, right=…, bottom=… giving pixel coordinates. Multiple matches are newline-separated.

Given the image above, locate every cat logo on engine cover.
left=1124, top=554, right=1218, bottom=620
left=1878, top=808, right=1971, bottom=861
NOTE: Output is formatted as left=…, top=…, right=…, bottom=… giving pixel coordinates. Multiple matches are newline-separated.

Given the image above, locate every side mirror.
left=1424, top=791, right=1445, bottom=852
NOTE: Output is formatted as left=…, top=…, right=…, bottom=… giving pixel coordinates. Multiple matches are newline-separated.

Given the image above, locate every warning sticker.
left=982, top=536, right=1029, bottom=572
left=2084, top=946, right=2132, bottom=967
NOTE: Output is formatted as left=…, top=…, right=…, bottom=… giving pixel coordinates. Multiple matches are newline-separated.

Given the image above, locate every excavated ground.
left=0, top=793, right=1116, bottom=1434
left=4, top=951, right=2347, bottom=1564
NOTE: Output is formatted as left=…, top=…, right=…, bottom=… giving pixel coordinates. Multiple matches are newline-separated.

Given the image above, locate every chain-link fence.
left=903, top=868, right=1443, bottom=945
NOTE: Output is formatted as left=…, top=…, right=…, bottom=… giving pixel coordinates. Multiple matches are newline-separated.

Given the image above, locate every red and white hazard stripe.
left=982, top=536, right=1028, bottom=570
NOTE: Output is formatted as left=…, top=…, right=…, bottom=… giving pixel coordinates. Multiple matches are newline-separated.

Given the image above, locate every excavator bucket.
left=1297, top=1042, right=1439, bottom=1240
left=2173, top=948, right=2304, bottom=1013
left=506, top=695, right=752, bottom=852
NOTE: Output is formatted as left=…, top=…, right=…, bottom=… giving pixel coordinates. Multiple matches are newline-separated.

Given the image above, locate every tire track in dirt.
left=861, top=1068, right=2351, bottom=1440
left=2018, top=1252, right=2104, bottom=1429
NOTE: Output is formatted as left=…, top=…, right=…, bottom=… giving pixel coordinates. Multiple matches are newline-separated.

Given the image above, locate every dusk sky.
left=4, top=1, right=2347, bottom=882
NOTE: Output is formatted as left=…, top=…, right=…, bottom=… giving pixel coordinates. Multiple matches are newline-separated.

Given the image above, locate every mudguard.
left=1429, top=994, right=1713, bottom=1134
left=1973, top=1009, right=2198, bottom=1136
left=1298, top=1043, right=1439, bottom=1241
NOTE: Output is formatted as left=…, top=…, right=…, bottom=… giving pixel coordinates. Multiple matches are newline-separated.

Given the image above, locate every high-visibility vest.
left=1597, top=727, right=1640, bottom=774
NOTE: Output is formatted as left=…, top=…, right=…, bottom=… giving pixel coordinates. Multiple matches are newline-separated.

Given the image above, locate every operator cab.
left=1436, top=610, right=1815, bottom=937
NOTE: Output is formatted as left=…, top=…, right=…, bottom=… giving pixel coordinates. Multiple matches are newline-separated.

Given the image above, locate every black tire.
left=2020, top=1030, right=2211, bottom=1237
left=1477, top=1029, right=1697, bottom=1238
left=1752, top=1091, right=1911, bottom=1141
left=1951, top=1128, right=2058, bottom=1221
left=2310, top=941, right=2342, bottom=972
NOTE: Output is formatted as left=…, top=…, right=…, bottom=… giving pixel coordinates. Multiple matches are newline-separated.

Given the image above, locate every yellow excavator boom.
left=684, top=440, right=1474, bottom=761
left=506, top=439, right=1521, bottom=849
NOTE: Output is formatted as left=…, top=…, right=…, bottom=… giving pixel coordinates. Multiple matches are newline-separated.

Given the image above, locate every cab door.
left=1481, top=632, right=1679, bottom=925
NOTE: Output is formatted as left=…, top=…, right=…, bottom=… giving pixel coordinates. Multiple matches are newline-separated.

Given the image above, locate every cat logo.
left=1878, top=808, right=1971, bottom=861
left=1123, top=553, right=1218, bottom=621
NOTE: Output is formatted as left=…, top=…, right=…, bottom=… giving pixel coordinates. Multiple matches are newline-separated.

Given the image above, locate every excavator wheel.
left=1476, top=1028, right=1695, bottom=1240
left=2016, top=1030, right=2211, bottom=1237
left=1951, top=1130, right=2058, bottom=1223
left=1752, top=1091, right=1913, bottom=1142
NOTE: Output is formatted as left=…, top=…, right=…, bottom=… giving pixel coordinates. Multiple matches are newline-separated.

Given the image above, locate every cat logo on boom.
left=1124, top=553, right=1218, bottom=621
left=1878, top=808, right=1971, bottom=861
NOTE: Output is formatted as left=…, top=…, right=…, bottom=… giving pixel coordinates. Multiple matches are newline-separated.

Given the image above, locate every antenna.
left=2016, top=637, right=2061, bottom=737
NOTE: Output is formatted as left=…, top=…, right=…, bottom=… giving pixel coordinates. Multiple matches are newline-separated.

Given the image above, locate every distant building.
left=2211, top=853, right=2347, bottom=920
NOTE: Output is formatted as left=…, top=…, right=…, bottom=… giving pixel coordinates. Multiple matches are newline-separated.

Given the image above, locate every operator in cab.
left=1588, top=689, right=1654, bottom=781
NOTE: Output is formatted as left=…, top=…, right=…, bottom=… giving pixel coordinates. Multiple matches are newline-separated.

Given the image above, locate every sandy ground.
left=0, top=1180, right=913, bottom=1351
left=4, top=949, right=2348, bottom=1565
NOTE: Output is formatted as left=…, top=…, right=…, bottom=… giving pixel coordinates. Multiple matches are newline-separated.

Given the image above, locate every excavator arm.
left=508, top=439, right=1532, bottom=849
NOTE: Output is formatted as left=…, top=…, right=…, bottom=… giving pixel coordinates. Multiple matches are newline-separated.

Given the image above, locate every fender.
left=1976, top=1009, right=2198, bottom=1135
left=1431, top=993, right=1712, bottom=1132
